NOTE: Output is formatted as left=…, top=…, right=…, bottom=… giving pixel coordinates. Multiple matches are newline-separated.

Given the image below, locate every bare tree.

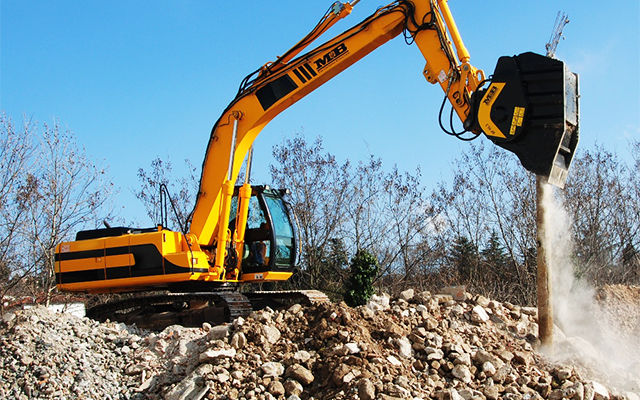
left=270, top=134, right=442, bottom=296
left=17, top=122, right=114, bottom=302
left=565, top=144, right=640, bottom=284
left=431, top=142, right=537, bottom=304
left=344, top=161, right=442, bottom=294
left=430, top=140, right=640, bottom=303
left=0, top=115, right=35, bottom=299
left=270, top=134, right=351, bottom=293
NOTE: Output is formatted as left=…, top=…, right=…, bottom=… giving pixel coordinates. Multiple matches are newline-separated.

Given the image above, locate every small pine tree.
left=344, top=249, right=378, bottom=307
left=449, top=236, right=479, bottom=281
left=481, top=231, right=508, bottom=270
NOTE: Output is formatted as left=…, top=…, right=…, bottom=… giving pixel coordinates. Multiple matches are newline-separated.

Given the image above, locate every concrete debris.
left=261, top=361, right=285, bottom=377
left=1, top=286, right=637, bottom=400
left=398, top=288, right=415, bottom=302
left=471, top=304, right=490, bottom=323
left=366, top=293, right=390, bottom=312
left=438, top=285, right=468, bottom=302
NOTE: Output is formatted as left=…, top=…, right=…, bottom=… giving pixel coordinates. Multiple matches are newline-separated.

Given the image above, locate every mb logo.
left=314, top=43, right=348, bottom=71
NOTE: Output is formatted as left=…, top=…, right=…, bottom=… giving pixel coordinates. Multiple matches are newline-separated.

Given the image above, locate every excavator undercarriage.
left=86, top=289, right=329, bottom=331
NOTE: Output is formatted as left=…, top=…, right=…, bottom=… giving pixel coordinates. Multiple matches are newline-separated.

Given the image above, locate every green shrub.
left=344, top=250, right=378, bottom=307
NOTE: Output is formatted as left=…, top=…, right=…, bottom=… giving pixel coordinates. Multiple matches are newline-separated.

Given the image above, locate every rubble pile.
left=0, top=306, right=145, bottom=399
left=1, top=287, right=639, bottom=400
left=596, top=285, right=640, bottom=337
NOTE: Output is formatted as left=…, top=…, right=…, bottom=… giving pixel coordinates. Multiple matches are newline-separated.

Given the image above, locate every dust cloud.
left=539, top=182, right=640, bottom=393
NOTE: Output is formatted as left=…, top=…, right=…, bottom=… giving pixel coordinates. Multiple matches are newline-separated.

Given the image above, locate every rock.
left=512, top=350, right=529, bottom=365
left=492, top=365, right=509, bottom=383
left=233, top=316, right=245, bottom=328
left=434, top=295, right=453, bottom=305
left=345, top=342, right=360, bottom=354
left=199, top=347, right=236, bottom=362
left=425, top=347, right=444, bottom=360
left=261, top=362, right=285, bottom=377
left=416, top=304, right=428, bottom=314
left=474, top=295, right=490, bottom=308
left=450, top=352, right=471, bottom=366
left=553, top=366, right=572, bottom=381
left=230, top=332, right=246, bottom=349
left=358, top=378, right=376, bottom=400
left=268, top=380, right=285, bottom=396
left=590, top=381, right=609, bottom=400
left=231, top=370, right=244, bottom=380
left=425, top=317, right=439, bottom=330
left=438, top=286, right=467, bottom=302
left=2, top=311, right=16, bottom=324
left=216, top=370, right=230, bottom=383
left=0, top=288, right=626, bottom=400
left=436, top=388, right=465, bottom=400
left=367, top=293, right=390, bottom=312
left=550, top=389, right=565, bottom=400
left=125, top=362, right=145, bottom=375
left=286, top=364, right=314, bottom=385
left=331, top=364, right=351, bottom=385
left=293, top=350, right=311, bottom=363
left=136, top=374, right=157, bottom=392
left=284, top=379, right=303, bottom=396
left=164, top=364, right=212, bottom=400
left=569, top=381, right=585, bottom=400
left=255, top=309, right=273, bottom=323
left=399, top=289, right=415, bottom=301
left=483, top=385, right=499, bottom=400
left=451, top=364, right=472, bottom=383
left=361, top=306, right=376, bottom=319
left=379, top=395, right=404, bottom=400
left=496, top=349, right=514, bottom=363
left=482, top=361, right=496, bottom=376
left=395, top=337, right=413, bottom=358
left=387, top=355, right=403, bottom=366
left=471, top=305, right=490, bottom=323
left=450, top=304, right=465, bottom=316
left=288, top=304, right=303, bottom=314
left=263, top=325, right=281, bottom=344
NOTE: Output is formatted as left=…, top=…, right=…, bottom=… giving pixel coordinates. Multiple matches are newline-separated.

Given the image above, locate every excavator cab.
left=230, top=185, right=299, bottom=280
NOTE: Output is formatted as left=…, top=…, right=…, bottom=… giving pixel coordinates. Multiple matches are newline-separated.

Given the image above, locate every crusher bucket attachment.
left=468, top=52, right=579, bottom=188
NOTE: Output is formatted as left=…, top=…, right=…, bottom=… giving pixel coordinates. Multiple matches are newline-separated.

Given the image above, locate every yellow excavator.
left=55, top=0, right=579, bottom=327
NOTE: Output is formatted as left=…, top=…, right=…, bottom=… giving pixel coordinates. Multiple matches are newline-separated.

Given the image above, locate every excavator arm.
left=190, top=0, right=579, bottom=269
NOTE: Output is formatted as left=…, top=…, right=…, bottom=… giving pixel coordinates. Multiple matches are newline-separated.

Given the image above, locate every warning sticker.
left=509, top=106, right=525, bottom=136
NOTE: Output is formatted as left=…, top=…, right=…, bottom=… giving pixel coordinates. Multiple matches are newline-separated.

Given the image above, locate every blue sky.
left=2, top=0, right=639, bottom=226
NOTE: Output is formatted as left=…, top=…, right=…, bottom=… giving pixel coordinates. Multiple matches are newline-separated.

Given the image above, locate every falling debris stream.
left=538, top=182, right=640, bottom=393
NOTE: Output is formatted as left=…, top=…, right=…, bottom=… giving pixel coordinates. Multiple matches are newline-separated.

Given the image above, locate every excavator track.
left=245, top=290, right=330, bottom=310
left=86, top=291, right=253, bottom=330
left=86, top=290, right=329, bottom=330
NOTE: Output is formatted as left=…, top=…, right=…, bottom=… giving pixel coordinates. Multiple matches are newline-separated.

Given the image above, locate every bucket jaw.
left=467, top=52, right=579, bottom=188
